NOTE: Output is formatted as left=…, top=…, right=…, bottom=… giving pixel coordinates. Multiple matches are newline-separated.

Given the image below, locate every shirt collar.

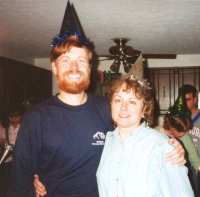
left=112, top=123, right=147, bottom=140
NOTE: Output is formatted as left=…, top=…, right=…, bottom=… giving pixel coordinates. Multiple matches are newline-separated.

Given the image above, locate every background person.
left=0, top=108, right=22, bottom=197
left=178, top=84, right=200, bottom=197
left=164, top=114, right=200, bottom=171
left=179, top=84, right=200, bottom=153
left=163, top=94, right=200, bottom=171
left=0, top=119, right=5, bottom=146
left=0, top=117, right=6, bottom=197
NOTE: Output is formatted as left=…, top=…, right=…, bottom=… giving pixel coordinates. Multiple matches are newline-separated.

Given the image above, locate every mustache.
left=64, top=70, right=83, bottom=75
left=56, top=70, right=84, bottom=80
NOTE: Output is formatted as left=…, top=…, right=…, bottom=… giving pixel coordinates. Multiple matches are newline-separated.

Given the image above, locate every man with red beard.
left=12, top=34, right=113, bottom=197
left=12, top=33, right=185, bottom=197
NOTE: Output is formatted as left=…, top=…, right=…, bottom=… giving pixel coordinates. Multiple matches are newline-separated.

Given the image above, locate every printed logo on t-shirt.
left=189, top=126, right=200, bottom=138
left=189, top=126, right=200, bottom=154
left=92, top=131, right=106, bottom=146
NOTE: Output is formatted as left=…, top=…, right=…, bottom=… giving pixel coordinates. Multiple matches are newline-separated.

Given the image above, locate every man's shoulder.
left=90, top=96, right=111, bottom=117
left=23, top=96, right=58, bottom=118
left=90, top=94, right=109, bottom=104
left=89, top=94, right=113, bottom=130
left=89, top=95, right=110, bottom=111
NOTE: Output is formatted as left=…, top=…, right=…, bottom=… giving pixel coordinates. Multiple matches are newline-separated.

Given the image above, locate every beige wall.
left=34, top=54, right=200, bottom=95
left=148, top=54, right=200, bottom=68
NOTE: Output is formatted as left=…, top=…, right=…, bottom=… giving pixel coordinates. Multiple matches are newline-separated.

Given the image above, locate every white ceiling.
left=0, top=0, right=200, bottom=61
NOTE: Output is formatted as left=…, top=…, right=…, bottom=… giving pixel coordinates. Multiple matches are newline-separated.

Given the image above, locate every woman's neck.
left=118, top=125, right=140, bottom=140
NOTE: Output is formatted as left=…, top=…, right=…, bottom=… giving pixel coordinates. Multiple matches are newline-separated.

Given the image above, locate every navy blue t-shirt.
left=13, top=95, right=113, bottom=197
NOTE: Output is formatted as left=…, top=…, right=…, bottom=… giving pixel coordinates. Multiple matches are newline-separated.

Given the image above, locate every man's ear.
left=52, top=62, right=57, bottom=76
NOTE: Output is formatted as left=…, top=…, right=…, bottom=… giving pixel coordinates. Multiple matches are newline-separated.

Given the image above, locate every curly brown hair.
left=108, top=78, right=155, bottom=127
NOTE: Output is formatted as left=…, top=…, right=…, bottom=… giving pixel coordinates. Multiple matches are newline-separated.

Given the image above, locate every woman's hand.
left=33, top=174, right=47, bottom=197
left=165, top=138, right=186, bottom=165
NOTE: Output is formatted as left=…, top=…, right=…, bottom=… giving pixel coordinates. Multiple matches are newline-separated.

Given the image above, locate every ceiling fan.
left=99, top=38, right=176, bottom=73
left=100, top=38, right=141, bottom=73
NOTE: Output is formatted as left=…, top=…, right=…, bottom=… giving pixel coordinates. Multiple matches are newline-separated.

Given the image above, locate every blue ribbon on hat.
left=51, top=31, right=92, bottom=48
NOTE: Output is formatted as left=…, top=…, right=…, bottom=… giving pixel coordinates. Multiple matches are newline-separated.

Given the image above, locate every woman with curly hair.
left=97, top=76, right=194, bottom=197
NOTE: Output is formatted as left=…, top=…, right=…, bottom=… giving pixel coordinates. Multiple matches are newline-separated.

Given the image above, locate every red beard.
left=58, top=71, right=90, bottom=94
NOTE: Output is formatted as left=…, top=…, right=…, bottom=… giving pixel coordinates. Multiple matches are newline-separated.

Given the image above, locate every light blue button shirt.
left=97, top=124, right=194, bottom=197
